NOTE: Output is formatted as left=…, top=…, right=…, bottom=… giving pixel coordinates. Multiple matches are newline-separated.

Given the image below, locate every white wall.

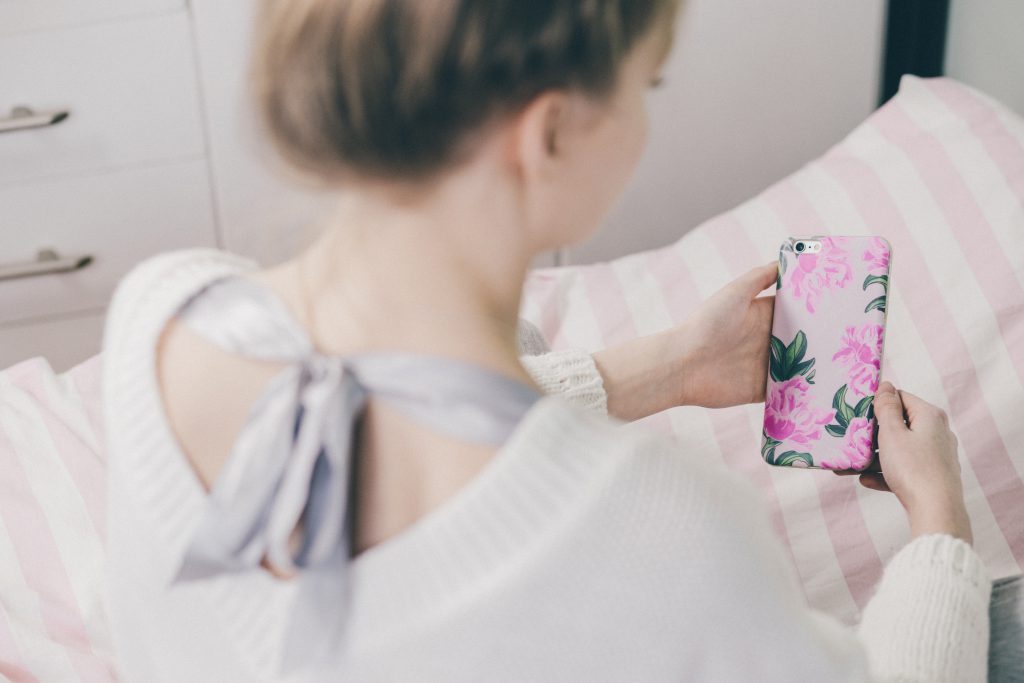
left=190, top=0, right=887, bottom=268
left=188, top=1, right=336, bottom=265
left=568, top=0, right=888, bottom=264
left=945, top=0, right=1024, bottom=116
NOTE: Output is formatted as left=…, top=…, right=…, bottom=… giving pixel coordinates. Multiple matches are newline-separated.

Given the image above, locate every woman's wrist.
left=591, top=328, right=692, bottom=421
left=907, top=500, right=974, bottom=545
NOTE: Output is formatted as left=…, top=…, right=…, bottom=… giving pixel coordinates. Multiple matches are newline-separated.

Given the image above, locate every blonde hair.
left=253, top=0, right=676, bottom=182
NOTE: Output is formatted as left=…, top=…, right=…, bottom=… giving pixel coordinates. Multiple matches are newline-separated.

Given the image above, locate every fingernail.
left=877, top=381, right=894, bottom=394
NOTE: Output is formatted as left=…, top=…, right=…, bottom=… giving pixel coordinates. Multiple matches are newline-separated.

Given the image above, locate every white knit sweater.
left=102, top=249, right=991, bottom=682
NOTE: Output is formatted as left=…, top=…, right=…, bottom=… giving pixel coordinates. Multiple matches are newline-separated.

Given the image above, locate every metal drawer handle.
left=0, top=106, right=70, bottom=134
left=0, top=249, right=93, bottom=281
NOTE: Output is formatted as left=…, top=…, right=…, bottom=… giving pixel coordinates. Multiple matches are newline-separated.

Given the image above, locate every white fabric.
left=102, top=249, right=991, bottom=682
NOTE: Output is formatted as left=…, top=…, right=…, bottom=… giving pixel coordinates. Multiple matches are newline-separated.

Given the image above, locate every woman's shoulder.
left=101, top=248, right=261, bottom=466
left=102, top=248, right=279, bottom=484
left=104, top=248, right=257, bottom=352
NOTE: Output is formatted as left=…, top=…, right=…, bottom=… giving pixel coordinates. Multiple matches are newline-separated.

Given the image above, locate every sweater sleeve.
left=856, top=533, right=991, bottom=681
left=519, top=349, right=608, bottom=417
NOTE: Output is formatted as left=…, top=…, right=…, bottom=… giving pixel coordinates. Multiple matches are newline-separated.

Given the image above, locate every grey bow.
left=166, top=274, right=542, bottom=671
left=160, top=272, right=544, bottom=671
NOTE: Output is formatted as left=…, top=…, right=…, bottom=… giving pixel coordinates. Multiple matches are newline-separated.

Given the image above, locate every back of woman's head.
left=253, top=0, right=676, bottom=183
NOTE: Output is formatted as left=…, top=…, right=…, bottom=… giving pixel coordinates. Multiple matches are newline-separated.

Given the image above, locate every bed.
left=1, top=76, right=1022, bottom=681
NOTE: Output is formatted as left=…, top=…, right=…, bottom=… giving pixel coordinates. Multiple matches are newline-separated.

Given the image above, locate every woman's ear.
left=509, top=91, right=568, bottom=181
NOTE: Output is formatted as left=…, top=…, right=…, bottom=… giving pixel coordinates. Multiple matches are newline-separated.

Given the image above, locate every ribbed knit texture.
left=857, top=533, right=991, bottom=681
left=103, top=249, right=992, bottom=682
left=520, top=349, right=608, bottom=416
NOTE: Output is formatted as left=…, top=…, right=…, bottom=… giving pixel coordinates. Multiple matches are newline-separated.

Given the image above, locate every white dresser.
left=0, top=1, right=333, bottom=371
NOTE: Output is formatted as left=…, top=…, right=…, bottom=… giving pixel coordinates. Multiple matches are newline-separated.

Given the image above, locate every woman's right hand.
left=845, top=381, right=973, bottom=545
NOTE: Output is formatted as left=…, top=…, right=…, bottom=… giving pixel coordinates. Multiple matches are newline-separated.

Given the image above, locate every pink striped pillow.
left=1, top=76, right=1022, bottom=680
left=522, top=76, right=1024, bottom=624
left=0, top=356, right=115, bottom=682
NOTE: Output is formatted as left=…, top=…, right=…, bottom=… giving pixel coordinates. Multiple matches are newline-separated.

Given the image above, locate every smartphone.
left=761, top=235, right=892, bottom=470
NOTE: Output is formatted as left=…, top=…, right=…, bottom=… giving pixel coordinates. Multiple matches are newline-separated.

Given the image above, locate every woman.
left=102, top=1, right=1003, bottom=680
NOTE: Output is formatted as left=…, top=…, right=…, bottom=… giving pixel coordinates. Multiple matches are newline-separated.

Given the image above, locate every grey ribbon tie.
left=164, top=273, right=543, bottom=672
left=175, top=355, right=363, bottom=580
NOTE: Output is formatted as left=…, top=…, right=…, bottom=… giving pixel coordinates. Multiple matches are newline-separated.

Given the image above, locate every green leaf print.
left=827, top=384, right=871, bottom=436
left=763, top=429, right=812, bottom=468
left=761, top=434, right=782, bottom=463
left=853, top=395, right=874, bottom=418
left=785, top=330, right=808, bottom=371
left=775, top=450, right=814, bottom=467
left=825, top=424, right=847, bottom=437
left=831, top=384, right=855, bottom=429
left=770, top=331, right=817, bottom=383
left=863, top=274, right=888, bottom=313
left=769, top=336, right=787, bottom=381
left=865, top=295, right=887, bottom=313
left=793, top=358, right=816, bottom=376
left=862, top=274, right=889, bottom=291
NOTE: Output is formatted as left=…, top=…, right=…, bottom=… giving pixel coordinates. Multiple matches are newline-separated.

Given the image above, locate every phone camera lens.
left=795, top=241, right=805, bottom=252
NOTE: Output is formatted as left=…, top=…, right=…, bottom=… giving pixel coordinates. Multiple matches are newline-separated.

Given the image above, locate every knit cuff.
left=856, top=533, right=991, bottom=682
left=520, top=348, right=608, bottom=416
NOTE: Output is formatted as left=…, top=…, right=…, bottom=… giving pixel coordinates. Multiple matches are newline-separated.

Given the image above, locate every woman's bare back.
left=155, top=267, right=500, bottom=562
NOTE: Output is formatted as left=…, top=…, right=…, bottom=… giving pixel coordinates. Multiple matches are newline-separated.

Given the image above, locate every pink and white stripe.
left=0, top=356, right=116, bottom=682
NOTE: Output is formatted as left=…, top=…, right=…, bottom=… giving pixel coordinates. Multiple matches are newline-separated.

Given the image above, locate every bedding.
left=1, top=75, right=1022, bottom=681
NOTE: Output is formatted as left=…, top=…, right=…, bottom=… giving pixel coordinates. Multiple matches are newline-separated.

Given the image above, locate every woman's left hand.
left=592, top=262, right=777, bottom=421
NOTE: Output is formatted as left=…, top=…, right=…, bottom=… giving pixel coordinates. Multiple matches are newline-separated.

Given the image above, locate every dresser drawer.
left=0, top=312, right=105, bottom=373
left=0, top=12, right=205, bottom=186
left=0, top=0, right=184, bottom=37
left=0, top=159, right=218, bottom=324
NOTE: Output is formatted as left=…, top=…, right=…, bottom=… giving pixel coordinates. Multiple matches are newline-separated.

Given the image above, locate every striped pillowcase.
left=0, top=355, right=116, bottom=681
left=522, top=75, right=1024, bottom=624
left=0, top=75, right=1021, bottom=680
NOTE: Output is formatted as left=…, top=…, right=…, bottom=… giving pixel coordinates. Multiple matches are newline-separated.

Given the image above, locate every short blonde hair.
left=253, top=0, right=676, bottom=182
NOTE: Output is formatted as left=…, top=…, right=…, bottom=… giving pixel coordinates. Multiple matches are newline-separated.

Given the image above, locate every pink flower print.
left=787, top=237, right=853, bottom=313
left=764, top=377, right=836, bottom=446
left=820, top=417, right=874, bottom=470
left=832, top=323, right=884, bottom=399
left=862, top=237, right=890, bottom=276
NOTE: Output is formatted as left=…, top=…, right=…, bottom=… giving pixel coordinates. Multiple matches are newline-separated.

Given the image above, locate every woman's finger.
left=858, top=471, right=892, bottom=492
left=893, top=388, right=943, bottom=430
left=733, top=262, right=779, bottom=297
left=874, top=381, right=907, bottom=433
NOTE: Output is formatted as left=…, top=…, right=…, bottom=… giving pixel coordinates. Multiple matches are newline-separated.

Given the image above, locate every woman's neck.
left=285, top=161, right=541, bottom=389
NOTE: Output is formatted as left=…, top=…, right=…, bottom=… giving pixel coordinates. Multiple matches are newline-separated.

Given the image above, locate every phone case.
left=761, top=235, right=892, bottom=470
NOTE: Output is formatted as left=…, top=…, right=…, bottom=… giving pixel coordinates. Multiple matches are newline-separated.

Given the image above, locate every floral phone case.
left=761, top=235, right=891, bottom=470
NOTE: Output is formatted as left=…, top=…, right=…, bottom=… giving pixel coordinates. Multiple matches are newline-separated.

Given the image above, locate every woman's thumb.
left=873, top=381, right=906, bottom=431
left=737, top=262, right=780, bottom=297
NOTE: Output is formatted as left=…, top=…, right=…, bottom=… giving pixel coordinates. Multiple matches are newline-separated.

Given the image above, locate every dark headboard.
left=879, top=0, right=951, bottom=105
